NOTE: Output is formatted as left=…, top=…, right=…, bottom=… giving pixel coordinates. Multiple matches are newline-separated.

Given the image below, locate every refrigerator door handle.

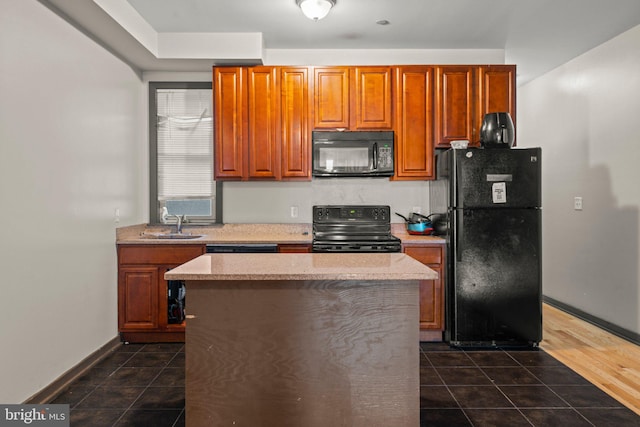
left=456, top=209, right=463, bottom=262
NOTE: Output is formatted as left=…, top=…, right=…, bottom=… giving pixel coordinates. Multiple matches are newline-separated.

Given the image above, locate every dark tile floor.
left=419, top=342, right=640, bottom=426
left=50, top=343, right=185, bottom=427
left=48, top=342, right=640, bottom=426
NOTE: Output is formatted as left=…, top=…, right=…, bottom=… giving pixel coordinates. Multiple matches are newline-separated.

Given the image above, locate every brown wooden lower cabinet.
left=118, top=242, right=440, bottom=343
left=277, top=243, right=312, bottom=253
left=118, top=242, right=314, bottom=342
left=403, top=244, right=445, bottom=341
left=117, top=244, right=205, bottom=343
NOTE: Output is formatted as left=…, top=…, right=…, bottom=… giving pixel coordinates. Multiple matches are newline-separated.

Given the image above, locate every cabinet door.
left=403, top=245, right=444, bottom=331
left=214, top=67, right=246, bottom=179
left=118, top=266, right=159, bottom=330
left=353, top=67, right=392, bottom=129
left=280, top=67, right=311, bottom=179
left=314, top=67, right=350, bottom=129
left=247, top=67, right=280, bottom=179
left=419, top=265, right=443, bottom=329
left=394, top=66, right=434, bottom=180
left=476, top=65, right=516, bottom=145
left=435, top=66, right=475, bottom=148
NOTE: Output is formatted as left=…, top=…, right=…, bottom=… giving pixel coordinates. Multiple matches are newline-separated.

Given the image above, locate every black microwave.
left=312, top=131, right=394, bottom=177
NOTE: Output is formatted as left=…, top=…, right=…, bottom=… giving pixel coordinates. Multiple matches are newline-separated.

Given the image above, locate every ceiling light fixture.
left=297, top=0, right=336, bottom=21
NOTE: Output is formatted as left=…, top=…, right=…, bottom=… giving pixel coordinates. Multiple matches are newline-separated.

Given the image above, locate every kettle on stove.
left=480, top=112, right=514, bottom=148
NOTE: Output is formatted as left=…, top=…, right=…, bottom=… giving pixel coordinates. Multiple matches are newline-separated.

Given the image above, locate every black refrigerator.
left=430, top=147, right=542, bottom=347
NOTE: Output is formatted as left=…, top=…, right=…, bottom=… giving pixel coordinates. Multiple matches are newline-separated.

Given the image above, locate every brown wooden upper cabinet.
left=313, top=67, right=350, bottom=129
left=280, top=67, right=311, bottom=179
left=435, top=66, right=475, bottom=148
left=213, top=66, right=311, bottom=181
left=353, top=67, right=393, bottom=129
left=393, top=66, right=435, bottom=180
left=213, top=67, right=246, bottom=179
left=434, top=65, right=516, bottom=148
left=213, top=66, right=280, bottom=180
left=214, top=65, right=515, bottom=180
left=313, top=66, right=392, bottom=130
left=247, top=66, right=280, bottom=179
left=476, top=65, right=517, bottom=145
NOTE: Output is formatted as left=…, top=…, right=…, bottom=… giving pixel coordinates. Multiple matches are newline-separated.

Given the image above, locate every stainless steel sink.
left=141, top=233, right=204, bottom=240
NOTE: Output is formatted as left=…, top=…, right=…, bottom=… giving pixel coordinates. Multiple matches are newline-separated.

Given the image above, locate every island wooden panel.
left=186, top=279, right=419, bottom=426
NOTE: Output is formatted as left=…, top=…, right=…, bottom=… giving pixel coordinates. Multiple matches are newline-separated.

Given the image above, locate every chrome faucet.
left=171, top=214, right=186, bottom=234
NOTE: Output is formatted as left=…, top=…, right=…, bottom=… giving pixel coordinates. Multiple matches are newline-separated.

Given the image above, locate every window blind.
left=156, top=89, right=214, bottom=200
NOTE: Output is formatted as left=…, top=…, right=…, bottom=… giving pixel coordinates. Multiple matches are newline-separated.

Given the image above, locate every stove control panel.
left=313, top=205, right=390, bottom=223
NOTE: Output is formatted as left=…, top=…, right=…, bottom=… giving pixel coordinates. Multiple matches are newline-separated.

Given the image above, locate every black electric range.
left=312, top=205, right=401, bottom=253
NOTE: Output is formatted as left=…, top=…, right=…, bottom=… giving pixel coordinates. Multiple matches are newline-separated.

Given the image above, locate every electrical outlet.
left=290, top=206, right=299, bottom=218
left=574, top=197, right=583, bottom=211
left=114, top=208, right=121, bottom=223
left=412, top=206, right=421, bottom=214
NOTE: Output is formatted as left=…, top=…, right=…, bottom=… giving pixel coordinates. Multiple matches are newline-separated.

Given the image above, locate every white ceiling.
left=40, top=0, right=640, bottom=85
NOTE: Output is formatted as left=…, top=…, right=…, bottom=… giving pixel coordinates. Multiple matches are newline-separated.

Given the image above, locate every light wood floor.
left=541, top=303, right=640, bottom=415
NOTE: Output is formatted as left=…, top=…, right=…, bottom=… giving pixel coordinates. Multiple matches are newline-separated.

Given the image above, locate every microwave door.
left=316, top=144, right=371, bottom=175
left=311, top=131, right=394, bottom=177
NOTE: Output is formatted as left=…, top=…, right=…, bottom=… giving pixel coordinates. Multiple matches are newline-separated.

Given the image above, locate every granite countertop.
left=116, top=223, right=445, bottom=246
left=164, top=253, right=438, bottom=282
left=390, top=224, right=446, bottom=245
left=116, top=223, right=312, bottom=245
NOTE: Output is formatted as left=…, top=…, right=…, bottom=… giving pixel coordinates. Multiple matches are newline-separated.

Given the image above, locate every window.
left=149, top=82, right=222, bottom=224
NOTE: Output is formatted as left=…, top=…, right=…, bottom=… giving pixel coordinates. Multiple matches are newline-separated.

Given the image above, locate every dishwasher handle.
left=206, top=243, right=278, bottom=253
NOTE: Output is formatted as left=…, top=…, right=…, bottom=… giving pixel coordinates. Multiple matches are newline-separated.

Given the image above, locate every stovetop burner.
left=312, top=205, right=401, bottom=253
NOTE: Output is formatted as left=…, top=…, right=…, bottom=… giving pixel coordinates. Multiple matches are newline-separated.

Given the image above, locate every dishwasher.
left=205, top=243, right=278, bottom=253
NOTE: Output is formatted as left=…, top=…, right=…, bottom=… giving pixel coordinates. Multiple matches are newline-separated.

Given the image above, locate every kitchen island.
left=165, top=252, right=437, bottom=427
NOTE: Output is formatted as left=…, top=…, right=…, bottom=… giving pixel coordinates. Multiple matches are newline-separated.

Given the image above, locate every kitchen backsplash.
left=222, top=179, right=431, bottom=223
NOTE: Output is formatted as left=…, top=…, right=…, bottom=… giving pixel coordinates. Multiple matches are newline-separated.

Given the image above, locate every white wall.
left=518, top=25, right=640, bottom=334
left=223, top=179, right=430, bottom=223
left=265, top=48, right=505, bottom=66
left=0, top=0, right=145, bottom=402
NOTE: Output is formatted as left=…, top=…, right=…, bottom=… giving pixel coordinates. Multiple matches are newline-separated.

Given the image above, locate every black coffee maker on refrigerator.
left=430, top=113, right=542, bottom=348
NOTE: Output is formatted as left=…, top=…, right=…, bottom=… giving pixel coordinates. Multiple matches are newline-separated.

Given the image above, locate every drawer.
left=277, top=244, right=312, bottom=253
left=404, top=245, right=442, bottom=265
left=118, top=244, right=205, bottom=265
